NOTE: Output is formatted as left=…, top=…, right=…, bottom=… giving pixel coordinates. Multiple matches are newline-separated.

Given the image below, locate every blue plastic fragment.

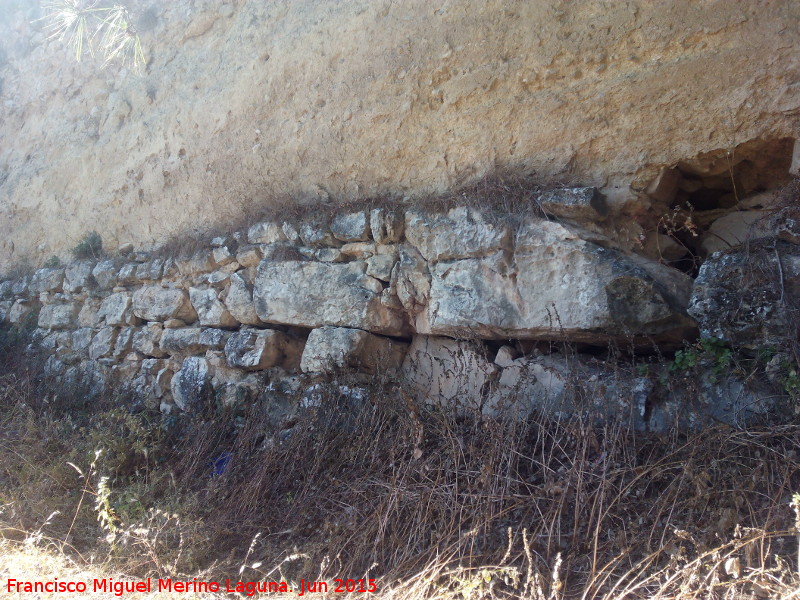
left=210, top=451, right=232, bottom=477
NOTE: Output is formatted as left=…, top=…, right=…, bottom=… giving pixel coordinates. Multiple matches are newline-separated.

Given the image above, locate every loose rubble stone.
left=300, top=326, right=408, bottom=373
left=132, top=286, right=198, bottom=323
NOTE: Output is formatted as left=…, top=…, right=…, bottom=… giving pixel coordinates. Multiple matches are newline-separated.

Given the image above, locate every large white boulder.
left=254, top=260, right=408, bottom=336
left=414, top=219, right=696, bottom=345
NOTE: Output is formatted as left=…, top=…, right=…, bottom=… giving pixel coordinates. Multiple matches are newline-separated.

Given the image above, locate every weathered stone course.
left=2, top=199, right=786, bottom=429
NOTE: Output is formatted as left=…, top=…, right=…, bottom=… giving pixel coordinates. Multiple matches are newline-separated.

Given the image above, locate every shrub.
left=72, top=231, right=102, bottom=259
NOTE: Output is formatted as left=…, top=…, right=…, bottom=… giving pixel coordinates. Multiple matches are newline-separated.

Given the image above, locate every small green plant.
left=71, top=231, right=102, bottom=259
left=39, top=1, right=146, bottom=72
left=670, top=346, right=699, bottom=372
left=781, top=361, right=800, bottom=402
left=670, top=337, right=733, bottom=382
left=42, top=255, right=61, bottom=268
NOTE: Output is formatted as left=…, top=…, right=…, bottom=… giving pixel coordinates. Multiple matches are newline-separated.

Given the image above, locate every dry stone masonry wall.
left=1, top=187, right=795, bottom=431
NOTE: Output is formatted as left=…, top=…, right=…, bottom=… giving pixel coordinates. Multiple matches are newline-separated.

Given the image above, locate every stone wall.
left=1, top=188, right=790, bottom=431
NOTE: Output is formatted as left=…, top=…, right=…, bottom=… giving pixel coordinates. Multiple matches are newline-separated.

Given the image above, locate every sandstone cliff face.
left=0, top=0, right=798, bottom=266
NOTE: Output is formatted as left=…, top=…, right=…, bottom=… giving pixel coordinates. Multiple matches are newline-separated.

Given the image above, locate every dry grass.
left=144, top=170, right=552, bottom=261
left=1, top=325, right=800, bottom=599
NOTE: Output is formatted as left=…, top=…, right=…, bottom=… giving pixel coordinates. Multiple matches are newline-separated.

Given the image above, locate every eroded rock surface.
left=689, top=240, right=799, bottom=349
left=254, top=261, right=409, bottom=336
left=0, top=1, right=797, bottom=265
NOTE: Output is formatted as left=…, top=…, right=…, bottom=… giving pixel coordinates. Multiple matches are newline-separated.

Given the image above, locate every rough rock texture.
left=0, top=199, right=791, bottom=428
left=1, top=0, right=797, bottom=266
left=300, top=326, right=408, bottom=374
left=132, top=286, right=198, bottom=323
left=405, top=207, right=511, bottom=262
left=224, top=328, right=303, bottom=371
left=38, top=303, right=79, bottom=330
left=223, top=272, right=261, bottom=325
left=416, top=218, right=696, bottom=344
left=170, top=356, right=211, bottom=412
left=401, top=336, right=499, bottom=410
left=254, top=261, right=409, bottom=336
left=189, top=287, right=239, bottom=328
left=699, top=211, right=772, bottom=256
left=688, top=240, right=799, bottom=349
